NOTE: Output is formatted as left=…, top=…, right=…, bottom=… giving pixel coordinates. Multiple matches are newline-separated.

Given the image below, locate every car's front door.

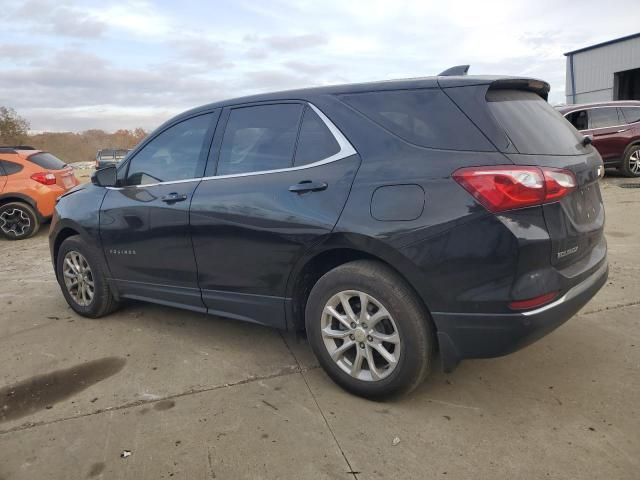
left=190, top=102, right=360, bottom=328
left=588, top=107, right=627, bottom=163
left=100, top=111, right=218, bottom=310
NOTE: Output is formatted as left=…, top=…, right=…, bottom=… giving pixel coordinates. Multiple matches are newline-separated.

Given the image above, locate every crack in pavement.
left=581, top=300, right=640, bottom=315
left=279, top=332, right=359, bottom=480
left=0, top=364, right=318, bottom=437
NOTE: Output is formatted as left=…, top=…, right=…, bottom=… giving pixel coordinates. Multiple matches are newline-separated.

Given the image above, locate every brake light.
left=453, top=166, right=576, bottom=212
left=509, top=291, right=559, bottom=310
left=31, top=172, right=56, bottom=185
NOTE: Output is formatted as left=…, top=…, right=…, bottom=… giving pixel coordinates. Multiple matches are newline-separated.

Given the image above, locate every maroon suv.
left=558, top=101, right=640, bottom=177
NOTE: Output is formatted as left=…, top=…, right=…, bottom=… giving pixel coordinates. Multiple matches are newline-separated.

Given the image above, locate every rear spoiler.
left=488, top=78, right=550, bottom=101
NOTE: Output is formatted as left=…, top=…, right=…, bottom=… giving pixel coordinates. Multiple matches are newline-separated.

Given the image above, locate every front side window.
left=216, top=104, right=303, bottom=176
left=565, top=110, right=588, bottom=131
left=126, top=113, right=213, bottom=186
left=621, top=106, right=640, bottom=124
left=294, top=107, right=340, bottom=166
left=588, top=108, right=620, bottom=129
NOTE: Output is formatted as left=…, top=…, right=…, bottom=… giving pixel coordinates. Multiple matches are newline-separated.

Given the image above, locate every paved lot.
left=0, top=175, right=639, bottom=479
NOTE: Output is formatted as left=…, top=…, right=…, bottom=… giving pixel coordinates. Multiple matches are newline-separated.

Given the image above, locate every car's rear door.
left=99, top=111, right=218, bottom=311
left=190, top=102, right=359, bottom=328
left=588, top=107, right=628, bottom=162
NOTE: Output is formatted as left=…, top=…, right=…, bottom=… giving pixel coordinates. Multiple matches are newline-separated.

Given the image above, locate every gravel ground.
left=0, top=174, right=638, bottom=479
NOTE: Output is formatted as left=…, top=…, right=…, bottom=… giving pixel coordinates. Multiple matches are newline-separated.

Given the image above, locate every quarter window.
left=621, top=106, right=640, bottom=124
left=0, top=160, right=23, bottom=175
left=216, top=104, right=303, bottom=176
left=126, top=113, right=213, bottom=186
left=588, top=108, right=620, bottom=129
left=340, top=88, right=493, bottom=151
left=294, top=107, right=340, bottom=166
left=565, top=110, right=588, bottom=131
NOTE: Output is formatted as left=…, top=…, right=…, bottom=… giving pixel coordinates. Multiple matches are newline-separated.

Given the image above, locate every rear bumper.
left=433, top=260, right=608, bottom=372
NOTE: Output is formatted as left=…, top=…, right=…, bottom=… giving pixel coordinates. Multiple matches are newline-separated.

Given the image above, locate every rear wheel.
left=56, top=235, right=119, bottom=318
left=621, top=145, right=640, bottom=177
left=0, top=202, right=39, bottom=240
left=305, top=260, right=434, bottom=399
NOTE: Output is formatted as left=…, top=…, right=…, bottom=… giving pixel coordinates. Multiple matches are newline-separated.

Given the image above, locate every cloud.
left=15, top=0, right=106, bottom=38
left=2, top=0, right=640, bottom=131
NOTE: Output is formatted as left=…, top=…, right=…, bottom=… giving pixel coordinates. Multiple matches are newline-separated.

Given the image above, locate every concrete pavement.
left=0, top=176, right=638, bottom=479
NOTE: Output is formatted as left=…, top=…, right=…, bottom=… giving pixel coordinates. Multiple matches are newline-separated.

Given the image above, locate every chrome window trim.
left=563, top=106, right=637, bottom=132
left=107, top=102, right=357, bottom=190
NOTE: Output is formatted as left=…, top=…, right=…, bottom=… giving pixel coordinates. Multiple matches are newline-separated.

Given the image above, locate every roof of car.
left=177, top=75, right=546, bottom=120
left=557, top=100, right=640, bottom=114
left=0, top=146, right=42, bottom=156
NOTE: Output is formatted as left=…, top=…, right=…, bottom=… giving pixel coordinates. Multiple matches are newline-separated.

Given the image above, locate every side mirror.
left=582, top=135, right=593, bottom=146
left=91, top=165, right=118, bottom=187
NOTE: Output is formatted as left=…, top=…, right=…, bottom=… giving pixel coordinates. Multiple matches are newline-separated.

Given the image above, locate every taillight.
left=31, top=172, right=56, bottom=185
left=453, top=166, right=576, bottom=213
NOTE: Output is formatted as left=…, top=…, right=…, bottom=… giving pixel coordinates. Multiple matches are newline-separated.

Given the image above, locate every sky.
left=0, top=0, right=638, bottom=133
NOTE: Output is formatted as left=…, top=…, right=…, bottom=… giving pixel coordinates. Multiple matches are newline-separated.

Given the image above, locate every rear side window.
left=339, top=89, right=494, bottom=151
left=486, top=89, right=583, bottom=155
left=0, top=160, right=24, bottom=175
left=126, top=113, right=213, bottom=186
left=588, top=108, right=620, bottom=129
left=621, top=106, right=640, bottom=124
left=217, top=104, right=303, bottom=175
left=294, top=107, right=340, bottom=166
left=28, top=152, right=67, bottom=170
left=565, top=110, right=588, bottom=131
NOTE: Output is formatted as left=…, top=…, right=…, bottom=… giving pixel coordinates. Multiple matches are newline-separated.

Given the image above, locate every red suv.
left=558, top=101, right=640, bottom=177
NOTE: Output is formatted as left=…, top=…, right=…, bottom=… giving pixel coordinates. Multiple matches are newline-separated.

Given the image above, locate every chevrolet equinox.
left=50, top=74, right=608, bottom=398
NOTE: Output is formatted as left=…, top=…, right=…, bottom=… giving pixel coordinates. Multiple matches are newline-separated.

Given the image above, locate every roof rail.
left=438, top=65, right=470, bottom=76
left=0, top=145, right=36, bottom=150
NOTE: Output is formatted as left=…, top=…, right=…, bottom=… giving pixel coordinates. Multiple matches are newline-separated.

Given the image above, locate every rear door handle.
left=161, top=192, right=188, bottom=203
left=289, top=181, right=328, bottom=193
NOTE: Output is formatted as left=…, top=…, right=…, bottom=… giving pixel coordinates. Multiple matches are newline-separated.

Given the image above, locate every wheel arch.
left=285, top=233, right=437, bottom=334
left=0, top=193, right=39, bottom=215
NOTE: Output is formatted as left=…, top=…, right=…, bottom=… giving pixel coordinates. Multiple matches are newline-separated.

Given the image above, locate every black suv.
left=50, top=75, right=607, bottom=398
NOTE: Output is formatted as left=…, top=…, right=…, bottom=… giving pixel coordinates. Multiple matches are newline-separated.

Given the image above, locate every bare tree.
left=0, top=106, right=30, bottom=145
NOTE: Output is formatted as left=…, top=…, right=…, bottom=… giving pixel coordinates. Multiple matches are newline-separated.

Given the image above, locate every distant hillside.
left=27, top=129, right=148, bottom=164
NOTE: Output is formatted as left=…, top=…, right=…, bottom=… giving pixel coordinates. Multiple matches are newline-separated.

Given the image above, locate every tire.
left=56, top=235, right=119, bottom=318
left=305, top=260, right=435, bottom=399
left=0, top=202, right=39, bottom=240
left=621, top=144, right=640, bottom=178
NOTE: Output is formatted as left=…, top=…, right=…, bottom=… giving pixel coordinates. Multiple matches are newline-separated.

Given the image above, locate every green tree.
left=0, top=106, right=30, bottom=145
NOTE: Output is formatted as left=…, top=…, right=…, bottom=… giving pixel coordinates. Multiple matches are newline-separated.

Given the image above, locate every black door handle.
left=161, top=192, right=188, bottom=203
left=289, top=181, right=328, bottom=193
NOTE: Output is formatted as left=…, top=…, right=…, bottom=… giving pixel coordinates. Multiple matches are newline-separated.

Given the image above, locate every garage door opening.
left=614, top=67, right=640, bottom=100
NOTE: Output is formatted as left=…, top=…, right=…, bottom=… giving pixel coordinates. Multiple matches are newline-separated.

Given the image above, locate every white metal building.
left=565, top=33, right=640, bottom=104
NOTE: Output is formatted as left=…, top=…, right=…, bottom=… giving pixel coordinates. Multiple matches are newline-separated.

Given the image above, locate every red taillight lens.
left=453, top=166, right=576, bottom=212
left=509, top=291, right=559, bottom=311
left=31, top=172, right=56, bottom=185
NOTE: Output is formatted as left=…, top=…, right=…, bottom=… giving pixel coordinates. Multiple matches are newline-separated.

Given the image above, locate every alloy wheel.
left=321, top=290, right=401, bottom=381
left=0, top=208, right=31, bottom=237
left=63, top=251, right=95, bottom=306
left=629, top=150, right=640, bottom=175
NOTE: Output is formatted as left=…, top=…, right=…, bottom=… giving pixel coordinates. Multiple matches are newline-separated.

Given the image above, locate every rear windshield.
left=28, top=152, right=67, bottom=170
left=339, top=89, right=495, bottom=151
left=486, top=89, right=584, bottom=155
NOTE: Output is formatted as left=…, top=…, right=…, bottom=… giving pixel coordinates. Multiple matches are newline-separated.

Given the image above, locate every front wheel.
left=305, top=260, right=435, bottom=399
left=621, top=145, right=640, bottom=177
left=56, top=235, right=119, bottom=318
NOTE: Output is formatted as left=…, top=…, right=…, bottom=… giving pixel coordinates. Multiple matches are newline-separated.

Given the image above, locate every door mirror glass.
left=91, top=165, right=118, bottom=187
